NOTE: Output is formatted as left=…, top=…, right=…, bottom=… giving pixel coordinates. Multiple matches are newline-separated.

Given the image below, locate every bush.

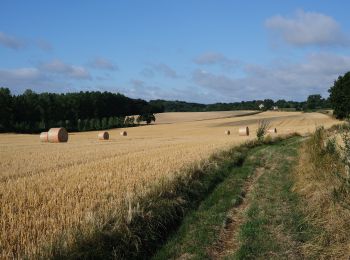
left=256, top=120, right=271, bottom=142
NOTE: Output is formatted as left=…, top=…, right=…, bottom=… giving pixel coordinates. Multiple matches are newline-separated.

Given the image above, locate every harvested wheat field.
left=153, top=110, right=255, bottom=124
left=0, top=111, right=339, bottom=258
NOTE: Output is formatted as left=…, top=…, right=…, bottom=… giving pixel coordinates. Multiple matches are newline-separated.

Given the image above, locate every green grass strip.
left=153, top=139, right=300, bottom=260
left=232, top=137, right=316, bottom=259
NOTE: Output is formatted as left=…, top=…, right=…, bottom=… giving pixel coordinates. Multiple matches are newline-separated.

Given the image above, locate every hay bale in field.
left=39, top=132, right=48, bottom=142
left=120, top=131, right=127, bottom=136
left=267, top=128, right=277, bottom=134
left=225, top=130, right=230, bottom=135
left=98, top=131, right=109, bottom=140
left=238, top=126, right=249, bottom=136
left=48, top=127, right=68, bottom=143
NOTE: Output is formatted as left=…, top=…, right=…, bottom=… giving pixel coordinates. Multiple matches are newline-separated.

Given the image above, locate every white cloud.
left=0, top=67, right=69, bottom=94
left=0, top=32, right=25, bottom=50
left=192, top=53, right=350, bottom=101
left=0, top=60, right=92, bottom=93
left=89, top=57, right=117, bottom=71
left=40, top=59, right=91, bottom=80
left=265, top=10, right=349, bottom=47
left=0, top=68, right=41, bottom=81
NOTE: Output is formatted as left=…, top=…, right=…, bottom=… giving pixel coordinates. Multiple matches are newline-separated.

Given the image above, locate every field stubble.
left=0, top=111, right=338, bottom=258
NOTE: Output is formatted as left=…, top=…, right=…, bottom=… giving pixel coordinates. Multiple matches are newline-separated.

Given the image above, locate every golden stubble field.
left=0, top=111, right=339, bottom=258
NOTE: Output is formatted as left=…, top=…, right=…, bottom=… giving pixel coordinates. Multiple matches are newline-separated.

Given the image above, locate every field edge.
left=48, top=134, right=299, bottom=259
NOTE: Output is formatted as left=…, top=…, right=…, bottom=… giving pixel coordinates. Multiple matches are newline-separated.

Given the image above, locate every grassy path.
left=230, top=137, right=314, bottom=259
left=153, top=137, right=313, bottom=259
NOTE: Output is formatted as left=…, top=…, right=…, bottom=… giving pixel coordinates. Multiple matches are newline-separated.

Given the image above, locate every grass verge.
left=153, top=135, right=303, bottom=260
left=294, top=126, right=350, bottom=258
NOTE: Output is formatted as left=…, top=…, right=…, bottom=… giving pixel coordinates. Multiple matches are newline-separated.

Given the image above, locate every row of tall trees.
left=0, top=88, right=163, bottom=133
left=2, top=77, right=345, bottom=133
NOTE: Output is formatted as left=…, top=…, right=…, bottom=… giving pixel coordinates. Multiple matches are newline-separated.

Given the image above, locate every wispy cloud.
left=36, top=39, right=53, bottom=52
left=0, top=32, right=25, bottom=50
left=130, top=79, right=145, bottom=88
left=0, top=58, right=107, bottom=93
left=0, top=32, right=54, bottom=52
left=192, top=69, right=237, bottom=93
left=194, top=52, right=239, bottom=69
left=0, top=67, right=70, bottom=94
left=0, top=67, right=41, bottom=81
left=192, top=53, right=350, bottom=101
left=265, top=10, right=349, bottom=47
left=152, top=63, right=179, bottom=78
left=140, top=67, right=155, bottom=78
left=88, top=57, right=118, bottom=71
left=40, top=59, right=91, bottom=80
left=119, top=79, right=212, bottom=103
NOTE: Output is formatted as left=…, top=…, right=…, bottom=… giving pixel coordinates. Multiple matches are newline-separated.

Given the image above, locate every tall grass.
left=294, top=126, right=350, bottom=258
left=256, top=120, right=271, bottom=141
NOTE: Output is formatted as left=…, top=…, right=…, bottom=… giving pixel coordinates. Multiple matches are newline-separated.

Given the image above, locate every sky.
left=1, top=1, right=350, bottom=103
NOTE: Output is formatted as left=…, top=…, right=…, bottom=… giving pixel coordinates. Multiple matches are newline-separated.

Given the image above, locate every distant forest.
left=0, top=88, right=163, bottom=133
left=150, top=94, right=330, bottom=112
left=0, top=87, right=330, bottom=133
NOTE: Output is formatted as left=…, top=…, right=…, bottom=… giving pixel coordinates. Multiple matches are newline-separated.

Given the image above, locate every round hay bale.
left=267, top=128, right=277, bottom=134
left=120, top=131, right=127, bottom=136
left=39, top=132, right=48, bottom=142
left=98, top=131, right=109, bottom=140
left=238, top=126, right=249, bottom=136
left=225, top=130, right=231, bottom=135
left=48, top=127, right=68, bottom=143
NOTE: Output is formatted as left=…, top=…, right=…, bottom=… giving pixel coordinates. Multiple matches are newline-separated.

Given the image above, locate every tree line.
left=3, top=72, right=349, bottom=134
left=0, top=88, right=163, bottom=133
left=329, top=71, right=350, bottom=119
left=150, top=95, right=330, bottom=113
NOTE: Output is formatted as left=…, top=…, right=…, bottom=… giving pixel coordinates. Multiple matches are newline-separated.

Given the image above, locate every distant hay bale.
left=39, top=132, right=48, bottom=142
left=267, top=128, right=277, bottom=134
left=225, top=130, right=230, bottom=135
left=98, top=131, right=109, bottom=140
left=238, top=126, right=249, bottom=136
left=48, top=127, right=68, bottom=143
left=120, top=131, right=127, bottom=136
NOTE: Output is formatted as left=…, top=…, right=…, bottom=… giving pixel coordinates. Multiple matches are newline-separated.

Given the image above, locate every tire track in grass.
left=229, top=137, right=312, bottom=259
left=209, top=165, right=266, bottom=259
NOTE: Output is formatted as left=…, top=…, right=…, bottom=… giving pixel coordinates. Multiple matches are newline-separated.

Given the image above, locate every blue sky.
left=1, top=1, right=350, bottom=103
